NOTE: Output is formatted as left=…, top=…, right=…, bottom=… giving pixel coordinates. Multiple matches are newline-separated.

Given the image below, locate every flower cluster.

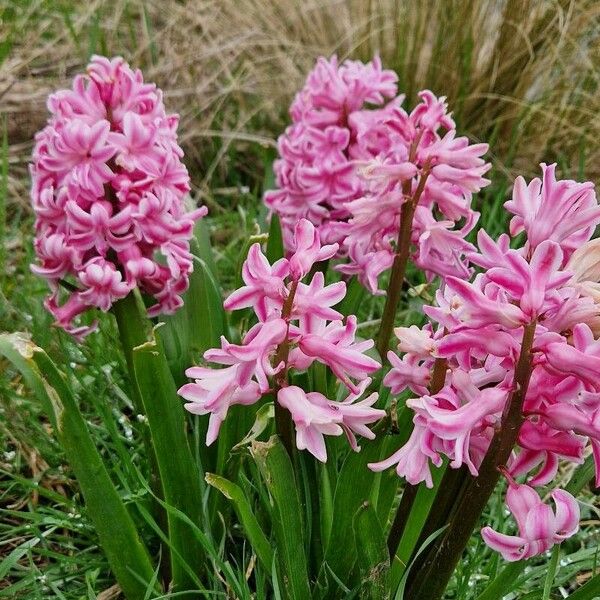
left=336, top=91, right=490, bottom=293
left=264, top=55, right=398, bottom=249
left=30, top=55, right=206, bottom=339
left=178, top=219, right=384, bottom=461
left=265, top=55, right=491, bottom=294
left=370, top=164, right=600, bottom=558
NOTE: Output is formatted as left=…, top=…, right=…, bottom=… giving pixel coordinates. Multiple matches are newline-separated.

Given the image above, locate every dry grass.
left=3, top=0, right=600, bottom=210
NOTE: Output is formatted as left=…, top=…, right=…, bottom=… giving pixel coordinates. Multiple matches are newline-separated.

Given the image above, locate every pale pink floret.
left=179, top=365, right=261, bottom=445
left=223, top=243, right=289, bottom=320
left=277, top=386, right=344, bottom=462
left=31, top=55, right=206, bottom=337
left=481, top=475, right=579, bottom=561
left=277, top=381, right=384, bottom=461
left=298, top=316, right=380, bottom=393
left=505, top=163, right=600, bottom=260
left=288, top=219, right=338, bottom=280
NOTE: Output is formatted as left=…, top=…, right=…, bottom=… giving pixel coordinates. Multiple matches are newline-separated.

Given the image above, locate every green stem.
left=386, top=357, right=448, bottom=557
left=273, top=279, right=299, bottom=456
left=376, top=167, right=431, bottom=362
left=113, top=293, right=168, bottom=582
left=407, top=320, right=537, bottom=600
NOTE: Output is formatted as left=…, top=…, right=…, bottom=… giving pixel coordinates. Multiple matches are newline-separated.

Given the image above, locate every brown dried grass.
left=3, top=0, right=600, bottom=210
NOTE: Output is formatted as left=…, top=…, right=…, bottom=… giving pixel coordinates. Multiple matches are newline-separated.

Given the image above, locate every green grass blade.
left=251, top=437, right=310, bottom=600
left=565, top=571, right=600, bottom=600
left=205, top=473, right=273, bottom=570
left=0, top=333, right=157, bottom=599
left=542, top=544, right=560, bottom=600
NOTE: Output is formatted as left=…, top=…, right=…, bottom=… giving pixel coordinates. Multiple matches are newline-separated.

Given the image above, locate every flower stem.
left=273, top=279, right=299, bottom=456
left=406, top=320, right=537, bottom=600
left=386, top=357, right=448, bottom=557
left=376, top=167, right=430, bottom=362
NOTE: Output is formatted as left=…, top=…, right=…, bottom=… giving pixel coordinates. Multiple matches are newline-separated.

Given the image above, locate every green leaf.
left=205, top=473, right=273, bottom=570
left=252, top=437, right=310, bottom=600
left=566, top=454, right=596, bottom=495
left=353, top=502, right=390, bottom=599
left=132, top=324, right=205, bottom=594
left=231, top=402, right=274, bottom=452
left=321, top=435, right=395, bottom=590
left=159, top=241, right=226, bottom=384
left=393, top=465, right=446, bottom=585
left=266, top=214, right=284, bottom=263
left=475, top=560, right=527, bottom=600
left=335, top=277, right=365, bottom=318
left=0, top=333, right=157, bottom=599
left=393, top=525, right=448, bottom=600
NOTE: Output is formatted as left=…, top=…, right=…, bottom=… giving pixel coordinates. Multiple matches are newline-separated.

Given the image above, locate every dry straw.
left=3, top=0, right=600, bottom=209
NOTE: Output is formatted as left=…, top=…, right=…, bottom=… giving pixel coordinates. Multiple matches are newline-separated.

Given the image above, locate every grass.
left=2, top=0, right=600, bottom=597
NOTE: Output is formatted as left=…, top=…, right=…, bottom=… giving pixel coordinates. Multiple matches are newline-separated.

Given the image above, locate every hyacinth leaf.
left=205, top=473, right=273, bottom=570
left=159, top=230, right=226, bottom=384
left=393, top=465, right=446, bottom=585
left=353, top=502, right=390, bottom=599
left=231, top=402, right=274, bottom=452
left=251, top=437, right=310, bottom=600
left=320, top=435, right=395, bottom=591
left=193, top=218, right=218, bottom=277
left=132, top=325, right=205, bottom=595
left=0, top=333, right=157, bottom=599
left=335, top=277, right=366, bottom=318
left=475, top=560, right=527, bottom=600
left=266, top=213, right=285, bottom=263
left=566, top=454, right=596, bottom=495
left=393, top=525, right=448, bottom=600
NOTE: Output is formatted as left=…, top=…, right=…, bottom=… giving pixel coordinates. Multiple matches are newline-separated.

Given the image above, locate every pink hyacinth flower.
left=179, top=365, right=262, bottom=445
left=31, top=55, right=206, bottom=337
left=481, top=475, right=579, bottom=561
left=277, top=386, right=344, bottom=462
left=298, top=316, right=380, bottom=393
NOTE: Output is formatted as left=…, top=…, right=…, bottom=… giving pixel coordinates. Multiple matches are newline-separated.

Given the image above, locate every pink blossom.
left=179, top=365, right=261, bottom=445
left=31, top=56, right=206, bottom=337
left=504, top=163, right=600, bottom=259
left=181, top=218, right=381, bottom=456
left=277, top=382, right=384, bottom=461
left=481, top=475, right=579, bottom=561
left=335, top=88, right=489, bottom=291
left=298, top=316, right=380, bottom=393
left=288, top=219, right=338, bottom=280
left=336, top=378, right=386, bottom=451
left=371, top=165, right=600, bottom=557
left=265, top=56, right=398, bottom=249
left=223, top=243, right=289, bottom=320
left=369, top=423, right=440, bottom=488
left=277, top=386, right=344, bottom=462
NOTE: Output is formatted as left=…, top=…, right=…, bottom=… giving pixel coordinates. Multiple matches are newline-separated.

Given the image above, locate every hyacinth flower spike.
left=179, top=218, right=382, bottom=460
